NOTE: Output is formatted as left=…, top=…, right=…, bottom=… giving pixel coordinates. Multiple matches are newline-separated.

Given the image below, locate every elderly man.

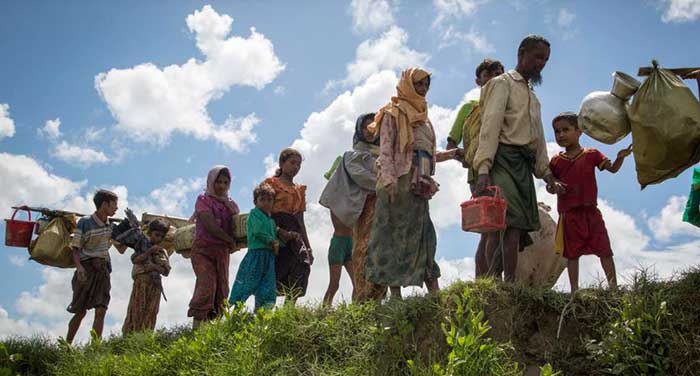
left=473, top=35, right=565, bottom=282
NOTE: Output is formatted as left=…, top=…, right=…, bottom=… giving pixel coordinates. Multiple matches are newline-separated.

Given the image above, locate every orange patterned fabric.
left=264, top=177, right=307, bottom=215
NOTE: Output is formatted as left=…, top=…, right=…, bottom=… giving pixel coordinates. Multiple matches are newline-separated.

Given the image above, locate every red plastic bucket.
left=5, top=207, right=35, bottom=248
left=460, top=186, right=507, bottom=233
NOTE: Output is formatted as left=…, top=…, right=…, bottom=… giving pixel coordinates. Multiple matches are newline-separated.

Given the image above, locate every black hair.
left=274, top=148, right=302, bottom=177
left=475, top=58, right=505, bottom=78
left=93, top=189, right=118, bottom=209
left=552, top=111, right=578, bottom=128
left=253, top=183, right=276, bottom=204
left=353, top=113, right=378, bottom=146
left=148, top=219, right=170, bottom=234
left=518, top=34, right=550, bottom=54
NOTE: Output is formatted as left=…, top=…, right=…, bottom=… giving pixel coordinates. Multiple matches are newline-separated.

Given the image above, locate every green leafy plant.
left=587, top=287, right=671, bottom=375
left=411, top=289, right=520, bottom=376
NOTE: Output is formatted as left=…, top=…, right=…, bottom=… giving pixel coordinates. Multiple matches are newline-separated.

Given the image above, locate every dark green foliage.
left=2, top=269, right=699, bottom=375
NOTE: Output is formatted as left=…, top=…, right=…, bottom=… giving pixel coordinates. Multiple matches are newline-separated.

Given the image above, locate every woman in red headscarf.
left=188, top=166, right=240, bottom=328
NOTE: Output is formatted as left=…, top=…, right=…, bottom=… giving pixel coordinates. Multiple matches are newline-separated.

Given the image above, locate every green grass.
left=2, top=268, right=700, bottom=375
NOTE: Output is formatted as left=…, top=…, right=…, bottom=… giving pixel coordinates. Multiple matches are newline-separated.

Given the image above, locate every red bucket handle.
left=10, top=206, right=32, bottom=222
left=471, top=185, right=502, bottom=199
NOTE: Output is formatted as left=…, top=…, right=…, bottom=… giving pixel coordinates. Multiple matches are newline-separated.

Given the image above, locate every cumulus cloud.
left=350, top=0, right=396, bottom=33
left=659, top=0, right=700, bottom=23
left=0, top=104, right=16, bottom=140
left=134, top=177, right=205, bottom=218
left=52, top=141, right=110, bottom=167
left=438, top=26, right=495, bottom=53
left=8, top=255, right=27, bottom=267
left=647, top=195, right=700, bottom=242
left=0, top=153, right=85, bottom=217
left=326, top=26, right=430, bottom=90
left=95, top=5, right=284, bottom=151
left=433, top=0, right=487, bottom=27
left=545, top=7, right=577, bottom=40
left=557, top=8, right=575, bottom=27
left=38, top=118, right=62, bottom=139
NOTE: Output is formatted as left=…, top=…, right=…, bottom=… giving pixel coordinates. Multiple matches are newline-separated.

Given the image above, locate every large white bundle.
left=516, top=204, right=566, bottom=288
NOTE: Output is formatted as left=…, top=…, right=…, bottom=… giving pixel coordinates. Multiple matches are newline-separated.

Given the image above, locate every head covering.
left=369, top=68, right=433, bottom=153
left=197, top=166, right=240, bottom=218
left=353, top=113, right=378, bottom=146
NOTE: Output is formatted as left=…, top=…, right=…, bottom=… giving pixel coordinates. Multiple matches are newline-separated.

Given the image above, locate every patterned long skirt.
left=187, top=245, right=230, bottom=320
left=365, top=173, right=440, bottom=287
left=122, top=274, right=162, bottom=335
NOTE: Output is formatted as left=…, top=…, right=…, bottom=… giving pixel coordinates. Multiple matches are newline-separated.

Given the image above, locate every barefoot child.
left=228, top=183, right=300, bottom=310
left=122, top=219, right=171, bottom=335
left=66, top=189, right=122, bottom=344
left=548, top=112, right=632, bottom=292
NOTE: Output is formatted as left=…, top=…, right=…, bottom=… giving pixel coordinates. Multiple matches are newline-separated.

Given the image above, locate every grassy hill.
left=2, top=268, right=699, bottom=375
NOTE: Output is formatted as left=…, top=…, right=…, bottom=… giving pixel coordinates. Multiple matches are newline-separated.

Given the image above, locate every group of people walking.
left=62, top=34, right=636, bottom=343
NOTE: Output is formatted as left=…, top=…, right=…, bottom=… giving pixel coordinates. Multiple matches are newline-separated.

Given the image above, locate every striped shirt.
left=70, top=214, right=113, bottom=261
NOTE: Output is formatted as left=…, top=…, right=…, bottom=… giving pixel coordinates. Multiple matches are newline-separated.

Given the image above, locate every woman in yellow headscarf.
left=364, top=68, right=456, bottom=299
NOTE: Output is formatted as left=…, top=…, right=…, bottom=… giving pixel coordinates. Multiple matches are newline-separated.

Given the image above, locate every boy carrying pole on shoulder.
left=65, top=189, right=124, bottom=344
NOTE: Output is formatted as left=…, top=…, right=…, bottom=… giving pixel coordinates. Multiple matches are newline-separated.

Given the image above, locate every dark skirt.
left=67, top=257, right=111, bottom=313
left=272, top=212, right=311, bottom=298
left=491, top=144, right=541, bottom=248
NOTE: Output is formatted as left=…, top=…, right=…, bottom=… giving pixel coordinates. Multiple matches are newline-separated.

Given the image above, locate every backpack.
left=461, top=102, right=482, bottom=169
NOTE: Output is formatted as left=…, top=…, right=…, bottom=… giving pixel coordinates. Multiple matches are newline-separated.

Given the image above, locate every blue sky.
left=1, top=0, right=699, bottom=340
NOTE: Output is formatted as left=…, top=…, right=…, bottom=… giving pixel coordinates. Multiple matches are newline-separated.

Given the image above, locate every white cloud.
left=327, top=26, right=430, bottom=89
left=557, top=8, right=575, bottom=27
left=52, top=141, right=110, bottom=167
left=84, top=127, right=106, bottom=143
left=0, top=153, right=85, bottom=217
left=0, top=103, right=16, bottom=140
left=273, top=85, right=286, bottom=96
left=438, top=26, right=495, bottom=53
left=660, top=0, right=700, bottom=23
left=38, top=118, right=62, bottom=139
left=8, top=255, right=27, bottom=267
left=134, top=177, right=205, bottom=218
left=433, top=0, right=487, bottom=27
left=350, top=0, right=396, bottom=33
left=647, top=195, right=700, bottom=242
left=95, top=5, right=284, bottom=152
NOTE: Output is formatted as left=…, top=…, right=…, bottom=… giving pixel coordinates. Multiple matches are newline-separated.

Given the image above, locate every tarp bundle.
left=628, top=62, right=700, bottom=188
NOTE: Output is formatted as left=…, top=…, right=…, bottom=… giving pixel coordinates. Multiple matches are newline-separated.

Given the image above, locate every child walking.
left=122, top=219, right=172, bottom=335
left=548, top=112, right=632, bottom=292
left=66, top=189, right=123, bottom=344
left=229, top=183, right=300, bottom=310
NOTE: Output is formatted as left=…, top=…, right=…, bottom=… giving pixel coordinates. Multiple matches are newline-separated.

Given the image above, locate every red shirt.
left=549, top=149, right=609, bottom=213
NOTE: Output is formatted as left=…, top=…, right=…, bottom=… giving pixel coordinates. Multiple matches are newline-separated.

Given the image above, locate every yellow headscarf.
left=370, top=67, right=432, bottom=153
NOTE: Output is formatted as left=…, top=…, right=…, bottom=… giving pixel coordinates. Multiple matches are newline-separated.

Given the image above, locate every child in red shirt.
left=548, top=112, right=632, bottom=292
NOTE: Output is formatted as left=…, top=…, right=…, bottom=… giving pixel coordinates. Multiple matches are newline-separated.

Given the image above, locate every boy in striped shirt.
left=65, top=189, right=123, bottom=344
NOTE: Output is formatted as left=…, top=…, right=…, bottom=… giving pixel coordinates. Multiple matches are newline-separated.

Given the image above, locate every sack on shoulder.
left=462, top=103, right=482, bottom=169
